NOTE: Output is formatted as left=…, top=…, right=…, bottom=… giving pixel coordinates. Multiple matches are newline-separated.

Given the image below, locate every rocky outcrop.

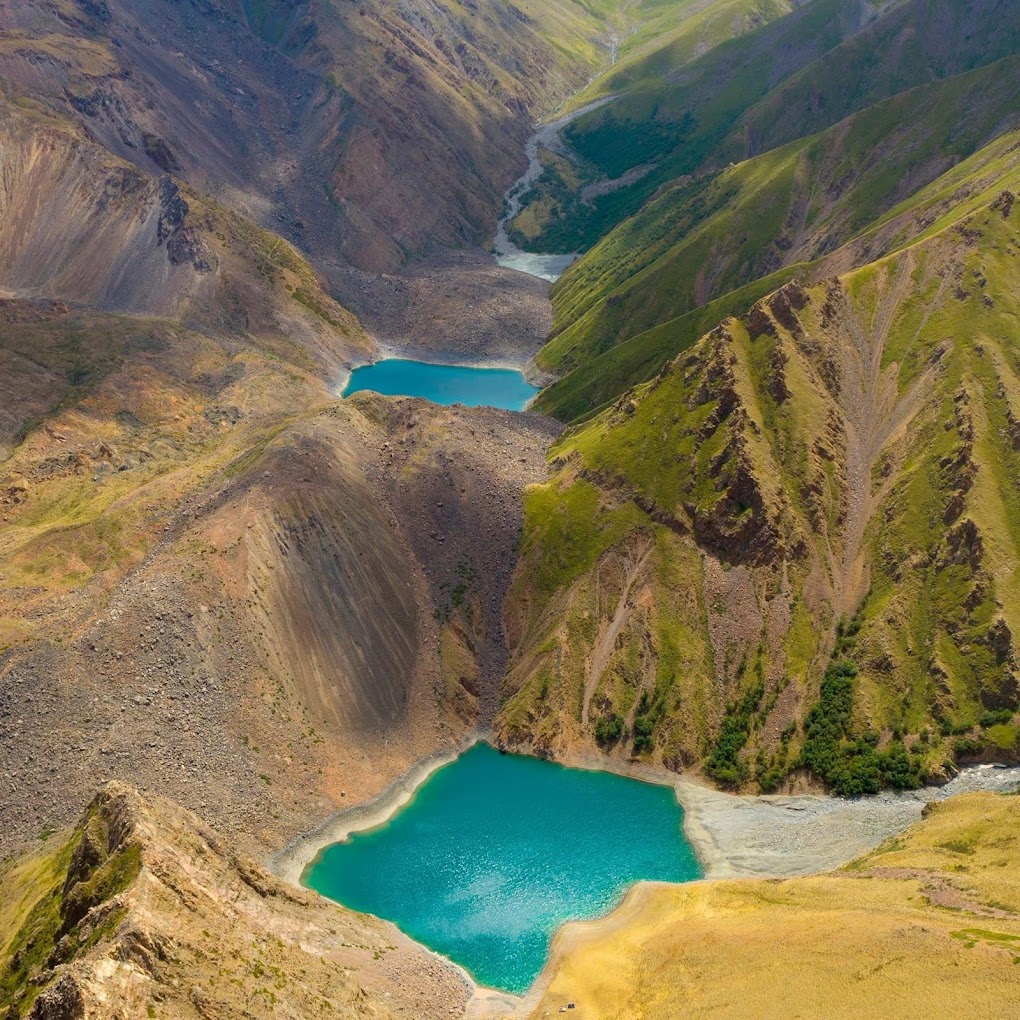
left=0, top=784, right=468, bottom=1020
left=156, top=178, right=214, bottom=273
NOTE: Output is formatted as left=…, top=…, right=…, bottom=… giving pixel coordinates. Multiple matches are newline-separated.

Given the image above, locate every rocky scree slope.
left=0, top=99, right=370, bottom=377
left=0, top=296, right=555, bottom=861
left=0, top=0, right=604, bottom=862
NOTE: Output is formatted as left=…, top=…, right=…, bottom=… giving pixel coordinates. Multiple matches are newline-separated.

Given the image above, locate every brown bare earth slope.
left=533, top=791, right=1020, bottom=1020
left=0, top=0, right=594, bottom=866
left=0, top=0, right=615, bottom=274
left=0, top=98, right=371, bottom=375
left=0, top=295, right=555, bottom=860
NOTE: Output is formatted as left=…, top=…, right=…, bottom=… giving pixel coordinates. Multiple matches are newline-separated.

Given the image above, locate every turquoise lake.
left=342, top=358, right=539, bottom=410
left=303, top=743, right=700, bottom=993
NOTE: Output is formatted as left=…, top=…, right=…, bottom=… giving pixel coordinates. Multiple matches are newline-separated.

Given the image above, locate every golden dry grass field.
left=533, top=792, right=1020, bottom=1019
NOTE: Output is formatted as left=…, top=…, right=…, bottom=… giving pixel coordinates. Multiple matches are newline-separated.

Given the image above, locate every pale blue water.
left=496, top=251, right=576, bottom=282
left=304, top=743, right=700, bottom=993
left=343, top=358, right=539, bottom=410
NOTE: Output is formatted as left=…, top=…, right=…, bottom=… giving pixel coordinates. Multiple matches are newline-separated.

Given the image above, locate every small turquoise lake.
left=342, top=358, right=539, bottom=410
left=304, top=743, right=701, bottom=993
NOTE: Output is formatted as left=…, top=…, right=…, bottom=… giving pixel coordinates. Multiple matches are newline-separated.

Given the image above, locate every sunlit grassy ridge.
left=508, top=0, right=863, bottom=251
left=500, top=177, right=1020, bottom=786
left=565, top=0, right=798, bottom=109
left=536, top=56, right=1020, bottom=405
left=0, top=798, right=141, bottom=1017
left=513, top=0, right=1020, bottom=254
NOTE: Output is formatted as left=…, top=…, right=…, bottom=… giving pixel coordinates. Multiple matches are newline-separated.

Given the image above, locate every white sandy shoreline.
left=549, top=747, right=1020, bottom=879
left=270, top=731, right=1020, bottom=913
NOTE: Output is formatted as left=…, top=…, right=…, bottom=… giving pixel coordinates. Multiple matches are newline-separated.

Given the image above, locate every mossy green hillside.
left=567, top=0, right=797, bottom=110
left=500, top=189, right=1020, bottom=789
left=515, top=0, right=1020, bottom=255
left=536, top=59, right=1020, bottom=405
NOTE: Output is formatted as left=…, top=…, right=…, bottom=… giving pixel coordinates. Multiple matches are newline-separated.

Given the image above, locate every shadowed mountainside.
left=0, top=0, right=620, bottom=274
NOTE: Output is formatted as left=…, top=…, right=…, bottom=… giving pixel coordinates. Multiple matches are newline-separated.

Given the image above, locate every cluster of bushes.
left=979, top=708, right=1015, bottom=728
left=705, top=670, right=765, bottom=786
left=592, top=690, right=667, bottom=754
left=953, top=736, right=985, bottom=757
left=632, top=691, right=659, bottom=754
left=834, top=611, right=863, bottom=657
left=594, top=712, right=624, bottom=745
left=755, top=722, right=797, bottom=792
left=800, top=660, right=925, bottom=796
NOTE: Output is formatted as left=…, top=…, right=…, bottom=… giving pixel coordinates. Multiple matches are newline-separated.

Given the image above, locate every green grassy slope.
left=510, top=0, right=847, bottom=252
left=0, top=799, right=140, bottom=1018
left=534, top=57, right=1020, bottom=407
left=499, top=178, right=1020, bottom=790
left=513, top=0, right=1020, bottom=255
left=567, top=0, right=799, bottom=108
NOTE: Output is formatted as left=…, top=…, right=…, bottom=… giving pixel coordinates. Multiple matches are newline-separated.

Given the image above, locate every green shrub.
left=800, top=660, right=925, bottom=796
left=705, top=674, right=765, bottom=785
left=954, top=736, right=986, bottom=757
left=594, top=713, right=624, bottom=745
left=985, top=723, right=1019, bottom=751
left=979, top=708, right=1014, bottom=728
left=632, top=715, right=655, bottom=754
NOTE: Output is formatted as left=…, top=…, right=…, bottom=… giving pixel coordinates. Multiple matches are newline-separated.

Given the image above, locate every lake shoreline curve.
left=269, top=731, right=484, bottom=887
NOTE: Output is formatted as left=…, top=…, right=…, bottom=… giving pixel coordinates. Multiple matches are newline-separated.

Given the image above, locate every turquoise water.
left=342, top=358, right=539, bottom=410
left=304, top=743, right=700, bottom=993
left=496, top=251, right=576, bottom=282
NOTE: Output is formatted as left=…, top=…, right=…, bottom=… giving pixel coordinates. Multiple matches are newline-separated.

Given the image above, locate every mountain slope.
left=0, top=0, right=623, bottom=274
left=512, top=0, right=1020, bottom=254
left=0, top=783, right=467, bottom=1019
left=498, top=179, right=1020, bottom=789
left=0, top=291, right=558, bottom=858
left=0, top=99, right=368, bottom=374
left=533, top=56, right=1020, bottom=409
